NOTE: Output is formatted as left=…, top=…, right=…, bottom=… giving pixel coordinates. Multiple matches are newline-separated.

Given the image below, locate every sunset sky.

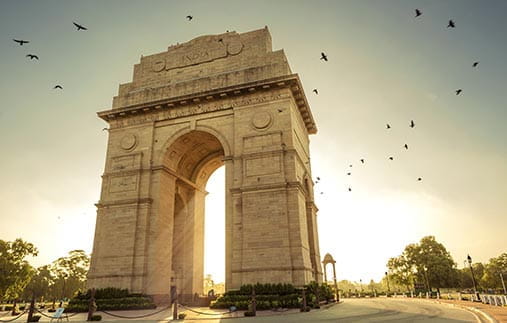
left=1, top=0, right=506, bottom=285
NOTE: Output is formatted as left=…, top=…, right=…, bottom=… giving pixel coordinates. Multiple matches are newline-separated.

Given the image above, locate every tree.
left=481, top=253, right=507, bottom=289
left=387, top=236, right=458, bottom=293
left=0, top=239, right=38, bottom=302
left=387, top=256, right=415, bottom=292
left=23, top=265, right=53, bottom=300
left=49, top=250, right=90, bottom=299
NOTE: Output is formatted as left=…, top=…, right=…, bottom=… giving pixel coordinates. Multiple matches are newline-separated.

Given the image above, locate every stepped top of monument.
left=101, top=27, right=317, bottom=134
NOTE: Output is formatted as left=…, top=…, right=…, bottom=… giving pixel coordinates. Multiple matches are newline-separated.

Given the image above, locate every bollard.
left=87, top=288, right=97, bottom=321
left=26, top=297, right=35, bottom=323
left=251, top=288, right=257, bottom=316
left=173, top=294, right=178, bottom=320
left=302, top=288, right=307, bottom=311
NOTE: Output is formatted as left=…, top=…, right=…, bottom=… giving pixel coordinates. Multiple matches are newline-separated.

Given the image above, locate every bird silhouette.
left=447, top=20, right=455, bottom=28
left=404, top=144, right=409, bottom=150
left=473, top=61, right=479, bottom=67
left=348, top=187, right=352, bottom=192
left=73, top=22, right=88, bottom=31
left=186, top=15, right=193, bottom=21
left=347, top=172, right=351, bottom=176
left=415, top=9, right=422, bottom=17
left=320, top=52, right=328, bottom=61
left=313, top=89, right=318, bottom=95
left=13, top=39, right=29, bottom=45
left=417, top=177, right=422, bottom=181
left=316, top=176, right=321, bottom=181
left=389, top=157, right=394, bottom=161
left=53, top=85, right=63, bottom=90
left=102, top=128, right=109, bottom=131
left=386, top=124, right=391, bottom=129
left=456, top=89, right=462, bottom=95
left=349, top=164, right=353, bottom=168
left=410, top=120, right=415, bottom=128
left=360, top=159, right=365, bottom=164
left=26, top=54, right=39, bottom=60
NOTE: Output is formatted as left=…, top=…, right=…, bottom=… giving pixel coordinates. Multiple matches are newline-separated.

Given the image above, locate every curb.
left=430, top=300, right=497, bottom=323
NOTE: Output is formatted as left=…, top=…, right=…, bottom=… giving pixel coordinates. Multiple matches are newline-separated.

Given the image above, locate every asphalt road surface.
left=196, top=298, right=481, bottom=323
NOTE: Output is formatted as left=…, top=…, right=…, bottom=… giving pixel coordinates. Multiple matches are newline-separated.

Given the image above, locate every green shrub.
left=90, top=314, right=102, bottom=321
left=66, top=297, right=156, bottom=312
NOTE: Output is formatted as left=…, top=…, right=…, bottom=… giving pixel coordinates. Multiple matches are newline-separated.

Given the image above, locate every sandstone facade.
left=87, top=27, right=322, bottom=304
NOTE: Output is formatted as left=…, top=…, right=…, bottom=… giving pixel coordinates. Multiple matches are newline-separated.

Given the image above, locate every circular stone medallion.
left=120, top=134, right=137, bottom=150
left=227, top=40, right=243, bottom=56
left=252, top=111, right=272, bottom=130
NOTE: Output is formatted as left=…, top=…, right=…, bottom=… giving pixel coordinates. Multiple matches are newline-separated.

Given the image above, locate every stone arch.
left=88, top=28, right=322, bottom=305
left=158, top=125, right=231, bottom=168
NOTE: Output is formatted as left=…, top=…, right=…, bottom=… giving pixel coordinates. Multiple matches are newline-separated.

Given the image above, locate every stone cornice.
left=98, top=74, right=317, bottom=134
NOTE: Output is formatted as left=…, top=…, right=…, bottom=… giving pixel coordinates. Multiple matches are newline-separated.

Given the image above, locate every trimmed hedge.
left=211, top=282, right=335, bottom=311
left=67, top=288, right=156, bottom=313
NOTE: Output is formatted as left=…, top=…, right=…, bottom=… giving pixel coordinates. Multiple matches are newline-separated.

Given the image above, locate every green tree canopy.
left=481, top=253, right=507, bottom=289
left=49, top=250, right=90, bottom=299
left=0, top=239, right=38, bottom=301
left=387, top=236, right=457, bottom=292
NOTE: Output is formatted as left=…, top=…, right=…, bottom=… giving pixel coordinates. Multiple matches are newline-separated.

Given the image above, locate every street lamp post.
left=385, top=272, right=390, bottom=296
left=467, top=255, right=481, bottom=301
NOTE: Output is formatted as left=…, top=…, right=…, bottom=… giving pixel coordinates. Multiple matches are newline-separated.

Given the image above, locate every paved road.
left=0, top=299, right=483, bottom=322
left=189, top=298, right=481, bottom=323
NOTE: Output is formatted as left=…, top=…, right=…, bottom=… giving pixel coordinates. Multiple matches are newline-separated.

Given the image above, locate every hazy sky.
left=1, top=0, right=506, bottom=284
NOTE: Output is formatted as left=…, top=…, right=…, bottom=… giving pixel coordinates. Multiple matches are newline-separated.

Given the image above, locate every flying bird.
left=410, top=120, right=415, bottom=128
left=347, top=172, right=351, bottom=176
left=53, top=85, right=63, bottom=90
left=456, top=89, right=462, bottom=95
left=186, top=15, right=193, bottom=21
left=348, top=187, right=352, bottom=192
left=349, top=164, right=353, bottom=168
left=404, top=144, right=409, bottom=150
left=313, top=89, right=318, bottom=95
left=415, top=9, right=422, bottom=17
left=73, top=22, right=88, bottom=31
left=386, top=124, right=391, bottom=129
left=26, top=54, right=39, bottom=60
left=447, top=20, right=455, bottom=28
left=389, top=156, right=394, bottom=161
left=472, top=61, right=479, bottom=67
left=316, top=176, right=321, bottom=181
left=13, top=39, right=29, bottom=45
left=320, top=52, right=328, bottom=61
left=102, top=128, right=109, bottom=131
left=417, top=177, right=422, bottom=181
left=360, top=159, right=365, bottom=164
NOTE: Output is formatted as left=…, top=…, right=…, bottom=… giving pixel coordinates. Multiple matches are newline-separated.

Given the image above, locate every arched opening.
left=203, top=166, right=225, bottom=295
left=162, top=130, right=226, bottom=303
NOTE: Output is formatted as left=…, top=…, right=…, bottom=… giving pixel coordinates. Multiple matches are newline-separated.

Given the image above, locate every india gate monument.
left=87, top=27, right=322, bottom=304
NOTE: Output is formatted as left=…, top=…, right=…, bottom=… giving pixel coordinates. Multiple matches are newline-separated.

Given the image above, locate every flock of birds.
left=12, top=21, right=88, bottom=90
left=11, top=11, right=481, bottom=194
left=313, top=8, right=480, bottom=193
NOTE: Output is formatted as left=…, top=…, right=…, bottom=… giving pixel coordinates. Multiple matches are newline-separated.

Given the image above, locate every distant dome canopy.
left=322, top=253, right=336, bottom=264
